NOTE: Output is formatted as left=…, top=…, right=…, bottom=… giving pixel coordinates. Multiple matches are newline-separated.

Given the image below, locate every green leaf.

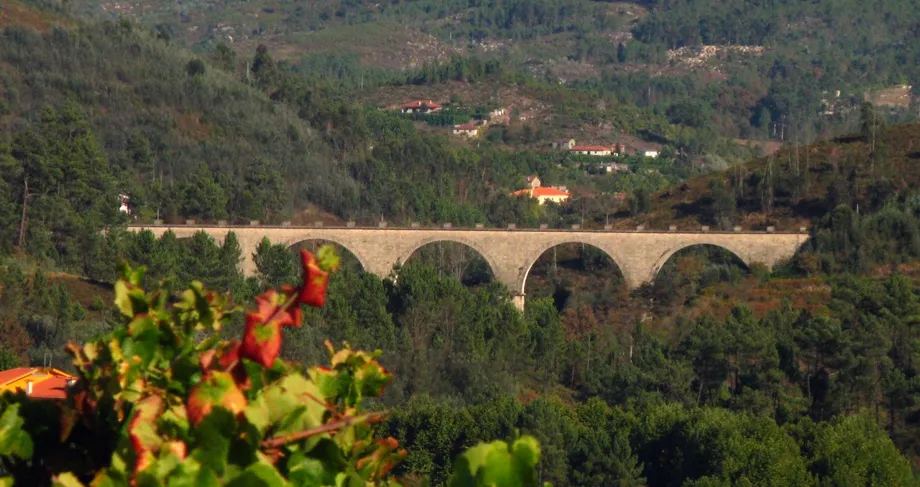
left=114, top=280, right=134, bottom=317
left=510, top=436, right=541, bottom=471
left=0, top=477, right=14, bottom=487
left=245, top=374, right=326, bottom=436
left=225, top=463, right=290, bottom=487
left=51, top=472, right=85, bottom=487
left=0, top=404, right=33, bottom=460
left=448, top=436, right=544, bottom=487
left=288, top=445, right=342, bottom=487
left=191, top=409, right=234, bottom=474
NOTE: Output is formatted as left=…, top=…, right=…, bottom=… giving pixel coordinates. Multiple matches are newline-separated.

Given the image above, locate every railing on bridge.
left=135, top=219, right=809, bottom=235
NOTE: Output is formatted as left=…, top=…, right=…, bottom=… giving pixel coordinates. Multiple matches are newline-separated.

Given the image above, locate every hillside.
left=0, top=2, right=357, bottom=225
left=66, top=0, right=920, bottom=144
left=615, top=121, right=920, bottom=230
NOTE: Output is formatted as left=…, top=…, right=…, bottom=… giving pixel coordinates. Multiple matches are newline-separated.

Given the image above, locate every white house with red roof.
left=510, top=176, right=570, bottom=205
left=571, top=145, right=613, bottom=156
left=401, top=100, right=442, bottom=114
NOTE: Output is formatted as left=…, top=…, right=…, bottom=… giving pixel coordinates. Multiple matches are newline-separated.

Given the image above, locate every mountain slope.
left=618, top=121, right=920, bottom=230
left=0, top=7, right=356, bottom=223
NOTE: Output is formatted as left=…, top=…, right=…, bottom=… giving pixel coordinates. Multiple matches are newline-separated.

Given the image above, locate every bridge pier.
left=512, top=294, right=526, bottom=311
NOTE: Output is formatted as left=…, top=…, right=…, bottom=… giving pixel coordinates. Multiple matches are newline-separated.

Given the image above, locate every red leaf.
left=240, top=313, right=282, bottom=368
left=252, top=291, right=295, bottom=327
left=217, top=340, right=241, bottom=369
left=187, top=372, right=248, bottom=427
left=200, top=341, right=249, bottom=389
left=165, top=441, right=187, bottom=460
left=298, top=250, right=329, bottom=308
left=128, top=395, right=165, bottom=476
left=291, top=306, right=303, bottom=328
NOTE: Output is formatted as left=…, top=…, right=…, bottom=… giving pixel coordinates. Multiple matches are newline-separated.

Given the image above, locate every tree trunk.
left=18, top=178, right=28, bottom=248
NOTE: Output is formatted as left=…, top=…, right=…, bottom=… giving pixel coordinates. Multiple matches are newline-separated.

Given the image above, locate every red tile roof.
left=532, top=187, right=570, bottom=197
left=29, top=378, right=71, bottom=400
left=402, top=100, right=441, bottom=109
left=0, top=367, right=77, bottom=400
left=571, top=145, right=612, bottom=152
left=0, top=368, right=33, bottom=384
left=510, top=187, right=570, bottom=198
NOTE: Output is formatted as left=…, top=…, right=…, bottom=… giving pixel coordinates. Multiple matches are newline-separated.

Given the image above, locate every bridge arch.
left=396, top=236, right=500, bottom=285
left=283, top=237, right=371, bottom=274
left=518, top=241, right=626, bottom=297
left=650, top=242, right=752, bottom=284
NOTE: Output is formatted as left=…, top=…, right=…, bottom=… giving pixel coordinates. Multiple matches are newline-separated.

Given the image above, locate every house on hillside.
left=118, top=194, right=132, bottom=215
left=642, top=150, right=660, bottom=158
left=601, top=163, right=629, bottom=173
left=571, top=145, right=613, bottom=156
left=489, top=107, right=508, bottom=123
left=510, top=187, right=571, bottom=205
left=510, top=176, right=570, bottom=205
left=0, top=367, right=77, bottom=400
left=552, top=138, right=576, bottom=150
left=401, top=100, right=442, bottom=114
left=452, top=123, right=481, bottom=138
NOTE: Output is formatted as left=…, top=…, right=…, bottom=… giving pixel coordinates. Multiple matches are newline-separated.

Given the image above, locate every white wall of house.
left=574, top=149, right=612, bottom=156
left=536, top=195, right=570, bottom=205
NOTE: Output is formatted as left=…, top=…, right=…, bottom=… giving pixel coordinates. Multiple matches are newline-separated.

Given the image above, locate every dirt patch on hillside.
left=667, top=45, right=765, bottom=73
left=735, top=139, right=783, bottom=156
left=290, top=205, right=346, bottom=226
left=361, top=80, right=551, bottom=123
left=865, top=85, right=913, bottom=109
left=0, top=1, right=70, bottom=31
left=229, top=24, right=460, bottom=70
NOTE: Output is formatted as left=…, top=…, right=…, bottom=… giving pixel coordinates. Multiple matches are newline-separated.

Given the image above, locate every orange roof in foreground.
left=0, top=367, right=76, bottom=400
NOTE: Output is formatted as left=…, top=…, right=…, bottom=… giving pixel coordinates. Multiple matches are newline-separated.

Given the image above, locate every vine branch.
left=261, top=412, right=389, bottom=449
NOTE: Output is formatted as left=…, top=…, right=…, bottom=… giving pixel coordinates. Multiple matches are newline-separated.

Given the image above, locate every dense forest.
left=5, top=219, right=920, bottom=484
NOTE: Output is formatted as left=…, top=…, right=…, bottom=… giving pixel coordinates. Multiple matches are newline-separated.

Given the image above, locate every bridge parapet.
left=130, top=221, right=808, bottom=235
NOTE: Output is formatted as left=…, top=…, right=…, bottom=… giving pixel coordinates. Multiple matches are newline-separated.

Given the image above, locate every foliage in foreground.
left=0, top=247, right=545, bottom=486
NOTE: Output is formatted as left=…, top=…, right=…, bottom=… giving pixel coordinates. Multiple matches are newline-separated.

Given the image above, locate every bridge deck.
left=126, top=224, right=805, bottom=235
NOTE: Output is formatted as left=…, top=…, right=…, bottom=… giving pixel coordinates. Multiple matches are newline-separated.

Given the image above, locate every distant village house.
left=452, top=123, right=481, bottom=138
left=510, top=176, right=570, bottom=205
left=571, top=145, right=613, bottom=157
left=119, top=194, right=132, bottom=215
left=642, top=150, right=660, bottom=158
left=552, top=138, right=576, bottom=150
left=602, top=163, right=629, bottom=173
left=401, top=100, right=442, bottom=114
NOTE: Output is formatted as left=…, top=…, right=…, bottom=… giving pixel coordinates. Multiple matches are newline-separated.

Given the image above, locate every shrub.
left=0, top=247, right=546, bottom=486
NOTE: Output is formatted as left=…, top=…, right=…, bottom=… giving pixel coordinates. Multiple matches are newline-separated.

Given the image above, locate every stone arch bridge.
left=126, top=225, right=808, bottom=310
